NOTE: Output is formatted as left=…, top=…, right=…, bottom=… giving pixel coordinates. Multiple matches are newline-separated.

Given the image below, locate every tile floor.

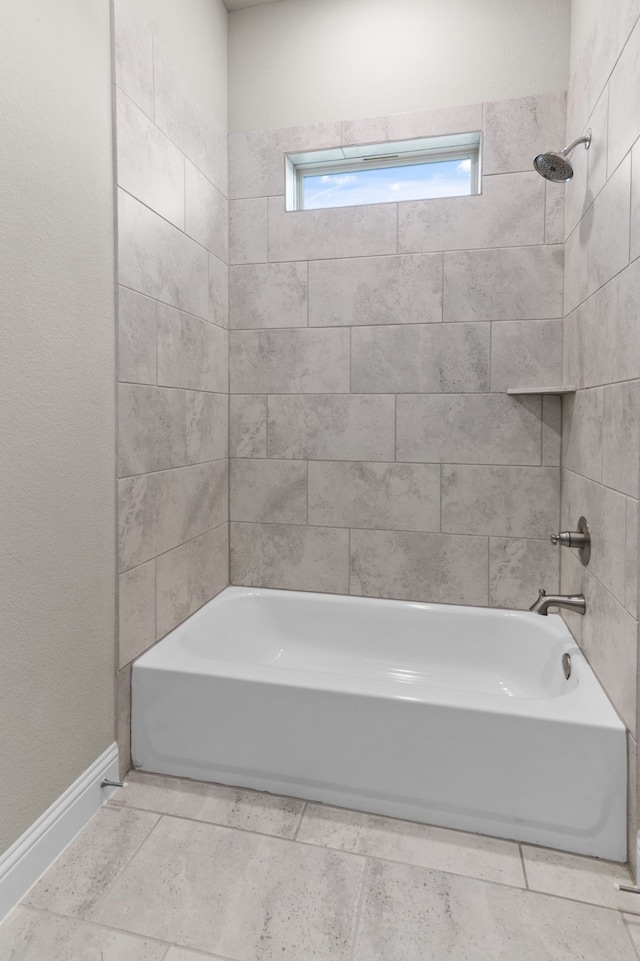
left=1, top=771, right=639, bottom=960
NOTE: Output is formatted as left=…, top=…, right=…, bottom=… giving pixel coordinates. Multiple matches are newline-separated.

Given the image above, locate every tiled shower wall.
left=113, top=1, right=229, bottom=774
left=228, top=94, right=566, bottom=609
left=560, top=1, right=640, bottom=865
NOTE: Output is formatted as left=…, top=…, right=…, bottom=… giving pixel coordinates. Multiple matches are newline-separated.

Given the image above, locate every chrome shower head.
left=533, top=129, right=592, bottom=182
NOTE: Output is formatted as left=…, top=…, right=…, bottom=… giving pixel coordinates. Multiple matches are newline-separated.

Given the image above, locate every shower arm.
left=561, top=132, right=592, bottom=157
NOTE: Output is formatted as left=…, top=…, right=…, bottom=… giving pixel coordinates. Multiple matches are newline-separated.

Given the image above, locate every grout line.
left=623, top=916, right=640, bottom=961
left=348, top=857, right=370, bottom=961
left=292, top=802, right=307, bottom=841
left=85, top=809, right=164, bottom=916
left=519, top=844, right=530, bottom=889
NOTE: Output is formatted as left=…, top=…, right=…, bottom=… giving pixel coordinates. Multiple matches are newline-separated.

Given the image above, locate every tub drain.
left=562, top=652, right=572, bottom=680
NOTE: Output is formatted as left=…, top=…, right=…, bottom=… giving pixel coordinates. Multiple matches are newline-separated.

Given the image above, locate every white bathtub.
left=132, top=587, right=627, bottom=860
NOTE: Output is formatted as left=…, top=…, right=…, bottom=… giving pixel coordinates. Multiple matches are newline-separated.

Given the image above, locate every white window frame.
left=285, top=132, right=482, bottom=212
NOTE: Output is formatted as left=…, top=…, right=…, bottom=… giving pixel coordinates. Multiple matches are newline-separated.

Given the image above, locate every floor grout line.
left=518, top=843, right=530, bottom=890
left=292, top=801, right=307, bottom=841
left=623, top=915, right=640, bottom=961
left=348, top=857, right=370, bottom=961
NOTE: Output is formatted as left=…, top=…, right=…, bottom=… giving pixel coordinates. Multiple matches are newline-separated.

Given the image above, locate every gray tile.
left=586, top=0, right=640, bottom=115
left=113, top=0, right=153, bottom=118
left=561, top=389, right=604, bottom=483
left=230, top=328, right=350, bottom=393
left=230, top=395, right=267, bottom=457
left=308, top=461, right=440, bottom=532
left=268, top=197, right=397, bottom=262
left=564, top=154, right=631, bottom=314
left=581, top=571, right=637, bottom=734
left=230, top=262, right=308, bottom=329
left=165, top=950, right=228, bottom=961
left=157, top=304, right=228, bottom=393
left=602, top=381, right=640, bottom=497
left=118, top=190, right=209, bottom=321
left=587, top=89, right=609, bottom=201
left=442, top=465, right=559, bottom=537
left=545, top=181, right=566, bottom=244
left=542, top=395, right=562, bottom=466
left=626, top=498, right=638, bottom=619
left=396, top=394, right=542, bottom=465
left=153, top=41, right=227, bottom=193
left=398, top=173, right=545, bottom=252
left=24, top=806, right=159, bottom=918
left=489, top=538, right=559, bottom=609
left=632, top=144, right=640, bottom=263
left=0, top=907, right=165, bottom=961
left=88, top=815, right=364, bottom=960
left=350, top=529, right=489, bottom=606
left=119, top=461, right=228, bottom=571
left=156, top=525, right=228, bottom=638
left=116, top=88, right=184, bottom=228
left=309, top=254, right=442, bottom=326
left=231, top=522, right=349, bottom=594
left=482, top=92, right=567, bottom=175
left=444, top=246, right=563, bottom=321
left=230, top=459, right=307, bottom=524
left=229, top=198, right=267, bottom=265
left=564, top=122, right=590, bottom=240
left=111, top=770, right=304, bottom=838
left=118, top=560, right=156, bottom=668
left=267, top=394, right=395, bottom=461
left=583, top=257, right=640, bottom=388
left=562, top=304, right=584, bottom=391
left=353, top=859, right=637, bottom=961
left=608, top=19, right=640, bottom=175
left=117, top=664, right=132, bottom=779
left=118, top=384, right=186, bottom=477
left=351, top=324, right=489, bottom=393
left=522, top=845, right=637, bottom=913
left=118, top=286, right=156, bottom=385
left=229, top=121, right=342, bottom=200
left=209, top=253, right=229, bottom=329
left=490, top=320, right=563, bottom=392
left=185, top=160, right=228, bottom=263
left=185, top=391, right=228, bottom=465
left=341, top=102, right=483, bottom=146
left=625, top=915, right=640, bottom=953
left=298, top=805, right=524, bottom=886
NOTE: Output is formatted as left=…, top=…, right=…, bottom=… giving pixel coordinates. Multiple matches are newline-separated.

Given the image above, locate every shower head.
left=533, top=129, right=592, bottom=182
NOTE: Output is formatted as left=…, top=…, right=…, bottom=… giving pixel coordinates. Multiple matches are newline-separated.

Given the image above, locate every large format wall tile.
left=118, top=286, right=156, bottom=385
left=490, top=320, right=563, bottom=392
left=230, top=328, right=350, bottom=393
left=489, top=538, right=559, bottom=609
left=607, top=19, right=640, bottom=174
left=632, top=144, right=640, bottom=263
left=230, top=395, right=267, bottom=458
left=350, top=530, right=489, bottom=606
left=156, top=524, right=229, bottom=638
left=442, top=466, right=559, bottom=537
left=118, top=559, right=156, bottom=668
left=229, top=198, right=268, bottom=265
left=116, top=89, right=184, bottom=229
left=267, top=197, right=397, bottom=261
left=582, top=257, right=640, bottom=388
left=482, top=92, right=567, bottom=175
left=627, top=498, right=638, bottom=619
left=185, top=160, right=228, bottom=263
left=119, top=461, right=228, bottom=571
left=351, top=324, right=489, bottom=393
left=186, top=391, right=228, bottom=464
left=561, top=389, right=604, bottom=483
left=157, top=304, right=228, bottom=393
left=341, top=102, right=483, bottom=146
left=398, top=173, right=545, bottom=253
left=230, top=262, right=308, bottom=329
left=444, top=246, right=563, bottom=321
left=231, top=522, right=350, bottom=594
left=209, top=253, right=229, bottom=329
left=118, top=384, right=186, bottom=477
left=396, top=394, right=542, bottom=465
left=113, top=0, right=153, bottom=117
left=308, top=462, right=440, bottom=532
left=267, top=394, right=395, bottom=461
left=309, top=254, right=442, bottom=327
left=230, top=459, right=307, bottom=524
left=118, top=190, right=209, bottom=320
left=602, top=381, right=640, bottom=497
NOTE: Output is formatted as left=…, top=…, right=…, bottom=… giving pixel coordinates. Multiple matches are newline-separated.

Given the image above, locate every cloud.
left=457, top=158, right=472, bottom=172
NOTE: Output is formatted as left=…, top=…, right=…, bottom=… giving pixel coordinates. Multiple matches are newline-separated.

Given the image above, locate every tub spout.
left=529, top=588, right=586, bottom=616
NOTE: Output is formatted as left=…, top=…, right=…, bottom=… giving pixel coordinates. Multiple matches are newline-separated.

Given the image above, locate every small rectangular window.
left=286, top=132, right=481, bottom=211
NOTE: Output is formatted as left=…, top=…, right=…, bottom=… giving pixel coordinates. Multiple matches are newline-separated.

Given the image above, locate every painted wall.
left=113, top=0, right=230, bottom=773
left=228, top=93, right=565, bottom=606
left=561, top=0, right=640, bottom=866
left=228, top=0, right=571, bottom=132
left=0, top=0, right=115, bottom=853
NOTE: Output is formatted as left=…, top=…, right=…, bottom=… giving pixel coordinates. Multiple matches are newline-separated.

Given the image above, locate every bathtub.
left=132, top=587, right=627, bottom=860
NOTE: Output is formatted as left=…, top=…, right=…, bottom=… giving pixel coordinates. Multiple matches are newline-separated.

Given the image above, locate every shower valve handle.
left=549, top=516, right=591, bottom=566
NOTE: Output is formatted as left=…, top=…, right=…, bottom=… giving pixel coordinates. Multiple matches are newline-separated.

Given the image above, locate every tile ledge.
left=506, top=386, right=577, bottom=395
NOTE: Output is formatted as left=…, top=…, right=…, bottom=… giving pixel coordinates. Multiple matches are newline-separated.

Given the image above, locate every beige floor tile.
left=165, top=950, right=228, bottom=960
left=0, top=907, right=165, bottom=961
left=354, top=859, right=637, bottom=961
left=23, top=806, right=159, bottom=918
left=88, top=814, right=364, bottom=960
left=624, top=914, right=640, bottom=954
left=297, top=804, right=525, bottom=887
left=522, top=844, right=638, bottom=913
left=111, top=770, right=304, bottom=838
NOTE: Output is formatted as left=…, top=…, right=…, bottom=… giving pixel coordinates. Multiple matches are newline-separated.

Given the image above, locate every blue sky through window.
left=302, top=158, right=473, bottom=209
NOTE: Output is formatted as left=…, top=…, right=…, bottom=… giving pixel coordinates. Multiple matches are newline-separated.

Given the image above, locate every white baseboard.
left=0, top=742, right=120, bottom=923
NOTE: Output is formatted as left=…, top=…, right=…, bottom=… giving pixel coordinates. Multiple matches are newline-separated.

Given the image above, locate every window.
left=286, top=132, right=481, bottom=211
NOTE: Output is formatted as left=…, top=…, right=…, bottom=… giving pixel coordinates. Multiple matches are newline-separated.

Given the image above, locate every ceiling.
left=224, top=0, right=284, bottom=10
